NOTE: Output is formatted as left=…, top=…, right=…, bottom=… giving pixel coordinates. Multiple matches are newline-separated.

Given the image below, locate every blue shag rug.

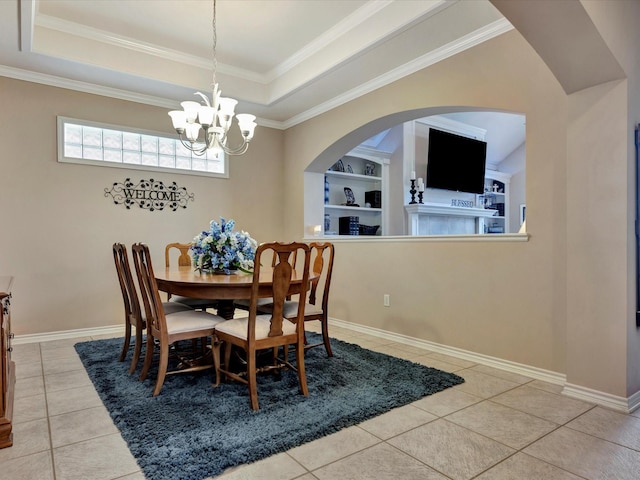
left=75, top=334, right=464, bottom=480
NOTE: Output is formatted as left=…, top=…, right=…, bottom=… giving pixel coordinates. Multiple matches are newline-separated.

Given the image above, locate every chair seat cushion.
left=170, top=296, right=218, bottom=309
left=166, top=310, right=224, bottom=335
left=215, top=315, right=296, bottom=340
left=261, top=301, right=323, bottom=318
left=162, top=301, right=194, bottom=314
left=233, top=297, right=274, bottom=309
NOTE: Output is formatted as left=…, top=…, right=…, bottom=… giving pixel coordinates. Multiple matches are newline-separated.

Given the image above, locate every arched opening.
left=304, top=107, right=525, bottom=237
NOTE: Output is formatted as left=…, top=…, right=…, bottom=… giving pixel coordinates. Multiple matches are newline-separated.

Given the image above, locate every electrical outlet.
left=383, top=294, right=390, bottom=307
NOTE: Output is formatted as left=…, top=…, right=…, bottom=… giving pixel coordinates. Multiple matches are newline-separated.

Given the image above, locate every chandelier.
left=168, top=0, right=256, bottom=156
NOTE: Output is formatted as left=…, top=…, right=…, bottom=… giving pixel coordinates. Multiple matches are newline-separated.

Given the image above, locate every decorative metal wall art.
left=104, top=178, right=194, bottom=211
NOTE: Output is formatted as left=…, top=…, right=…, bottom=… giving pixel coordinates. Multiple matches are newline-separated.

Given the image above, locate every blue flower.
left=190, top=217, right=257, bottom=273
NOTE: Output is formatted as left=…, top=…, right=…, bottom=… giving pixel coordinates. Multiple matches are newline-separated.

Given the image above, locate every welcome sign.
left=104, top=178, right=194, bottom=211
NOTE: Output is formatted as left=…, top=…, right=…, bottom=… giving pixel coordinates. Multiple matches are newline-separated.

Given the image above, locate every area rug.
left=75, top=334, right=464, bottom=480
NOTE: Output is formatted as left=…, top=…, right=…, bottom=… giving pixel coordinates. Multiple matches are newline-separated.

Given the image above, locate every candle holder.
left=418, top=191, right=424, bottom=204
left=409, top=179, right=417, bottom=204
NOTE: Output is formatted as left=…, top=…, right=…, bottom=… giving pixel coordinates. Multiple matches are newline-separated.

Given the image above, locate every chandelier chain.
left=211, top=0, right=217, bottom=88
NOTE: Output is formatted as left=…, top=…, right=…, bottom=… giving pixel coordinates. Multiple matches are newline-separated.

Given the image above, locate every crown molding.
left=281, top=18, right=513, bottom=129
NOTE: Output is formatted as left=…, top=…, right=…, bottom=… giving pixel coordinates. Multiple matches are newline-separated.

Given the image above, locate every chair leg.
left=247, top=348, right=259, bottom=410
left=153, top=342, right=169, bottom=396
left=119, top=321, right=131, bottom=362
left=212, top=337, right=221, bottom=387
left=139, top=334, right=154, bottom=381
left=295, top=341, right=309, bottom=397
left=129, top=325, right=143, bottom=374
left=321, top=318, right=333, bottom=357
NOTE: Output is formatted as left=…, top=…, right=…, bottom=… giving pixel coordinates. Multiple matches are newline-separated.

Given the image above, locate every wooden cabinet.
left=0, top=276, right=15, bottom=449
left=324, top=147, right=390, bottom=236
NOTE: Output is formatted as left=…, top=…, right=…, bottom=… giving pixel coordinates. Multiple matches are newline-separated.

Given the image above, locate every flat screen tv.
left=426, top=128, right=487, bottom=194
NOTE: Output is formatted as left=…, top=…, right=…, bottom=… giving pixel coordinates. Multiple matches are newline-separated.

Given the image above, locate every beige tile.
left=54, top=433, right=140, bottom=480
left=114, top=472, right=147, bottom=480
left=288, top=426, right=380, bottom=471
left=524, top=427, right=640, bottom=480
left=216, top=452, right=307, bottom=479
left=39, top=337, right=92, bottom=350
left=527, top=379, right=564, bottom=394
left=12, top=392, right=47, bottom=424
left=14, top=375, right=45, bottom=399
left=42, top=354, right=85, bottom=375
left=41, top=346, right=82, bottom=362
left=49, top=405, right=119, bottom=448
left=426, top=353, right=477, bottom=368
left=44, top=368, right=92, bottom=393
left=475, top=452, right=583, bottom=479
left=467, top=364, right=534, bottom=385
left=46, top=385, right=104, bottom=416
left=454, top=369, right=520, bottom=399
left=492, top=385, right=594, bottom=424
left=388, top=419, right=514, bottom=480
left=566, top=406, right=640, bottom=450
left=0, top=418, right=50, bottom=462
left=446, top=401, right=558, bottom=449
left=313, top=443, right=448, bottom=480
left=412, top=355, right=466, bottom=373
left=10, top=343, right=41, bottom=364
left=358, top=404, right=437, bottom=439
left=0, top=450, right=54, bottom=480
left=15, top=360, right=43, bottom=379
left=412, top=388, right=483, bottom=417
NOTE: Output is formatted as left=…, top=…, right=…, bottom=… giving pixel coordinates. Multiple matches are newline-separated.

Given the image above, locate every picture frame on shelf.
left=347, top=164, right=353, bottom=174
left=333, top=159, right=345, bottom=172
left=343, top=187, right=359, bottom=206
left=364, top=163, right=375, bottom=176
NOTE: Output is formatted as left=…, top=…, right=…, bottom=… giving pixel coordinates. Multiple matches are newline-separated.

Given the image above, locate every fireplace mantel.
left=405, top=203, right=499, bottom=235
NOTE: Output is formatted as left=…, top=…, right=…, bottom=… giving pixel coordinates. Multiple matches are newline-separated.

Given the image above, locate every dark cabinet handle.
left=7, top=347, right=12, bottom=353
left=8, top=333, right=14, bottom=339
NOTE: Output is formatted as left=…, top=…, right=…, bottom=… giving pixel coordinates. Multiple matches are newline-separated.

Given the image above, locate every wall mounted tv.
left=426, top=128, right=487, bottom=194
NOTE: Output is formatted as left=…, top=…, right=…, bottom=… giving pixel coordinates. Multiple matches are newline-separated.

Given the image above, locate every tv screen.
left=426, top=128, right=487, bottom=194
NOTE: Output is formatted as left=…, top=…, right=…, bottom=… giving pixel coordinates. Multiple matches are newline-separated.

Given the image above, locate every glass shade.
left=181, top=101, right=201, bottom=123
left=198, top=106, right=216, bottom=127
left=185, top=123, right=201, bottom=142
left=218, top=97, right=238, bottom=116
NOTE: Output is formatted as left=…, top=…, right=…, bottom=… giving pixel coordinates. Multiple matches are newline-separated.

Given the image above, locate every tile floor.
left=3, top=324, right=640, bottom=479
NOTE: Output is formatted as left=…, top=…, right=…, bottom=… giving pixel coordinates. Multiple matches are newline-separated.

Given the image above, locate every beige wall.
left=0, top=78, right=284, bottom=335
left=284, top=31, right=569, bottom=375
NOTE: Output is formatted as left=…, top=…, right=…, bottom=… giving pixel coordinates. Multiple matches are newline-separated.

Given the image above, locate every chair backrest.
left=249, top=242, right=311, bottom=339
left=112, top=243, right=143, bottom=329
left=307, top=242, right=335, bottom=312
left=132, top=243, right=168, bottom=339
left=165, top=242, right=192, bottom=268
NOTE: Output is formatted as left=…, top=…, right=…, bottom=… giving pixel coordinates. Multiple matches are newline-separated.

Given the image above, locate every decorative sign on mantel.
left=104, top=178, right=194, bottom=211
left=451, top=199, right=475, bottom=208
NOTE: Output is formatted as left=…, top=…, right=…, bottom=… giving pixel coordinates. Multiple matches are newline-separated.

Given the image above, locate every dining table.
left=155, top=266, right=318, bottom=319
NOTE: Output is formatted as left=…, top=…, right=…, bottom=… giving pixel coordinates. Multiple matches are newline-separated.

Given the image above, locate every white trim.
left=304, top=233, right=530, bottom=242
left=12, top=324, right=122, bottom=345
left=329, top=317, right=565, bottom=386
left=562, top=383, right=640, bottom=414
left=282, top=18, right=513, bottom=129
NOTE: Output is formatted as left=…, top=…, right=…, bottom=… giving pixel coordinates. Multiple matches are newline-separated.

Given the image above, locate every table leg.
left=216, top=300, right=236, bottom=320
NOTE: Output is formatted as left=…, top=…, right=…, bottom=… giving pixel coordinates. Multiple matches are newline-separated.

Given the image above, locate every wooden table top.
left=155, top=266, right=316, bottom=300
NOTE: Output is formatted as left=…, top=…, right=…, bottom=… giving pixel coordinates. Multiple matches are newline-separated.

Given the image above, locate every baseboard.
left=13, top=318, right=639, bottom=413
left=329, top=317, right=565, bottom=385
left=12, top=324, right=122, bottom=345
left=563, top=383, right=640, bottom=414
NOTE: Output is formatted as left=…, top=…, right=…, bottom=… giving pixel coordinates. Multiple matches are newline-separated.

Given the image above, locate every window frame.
left=56, top=116, right=228, bottom=178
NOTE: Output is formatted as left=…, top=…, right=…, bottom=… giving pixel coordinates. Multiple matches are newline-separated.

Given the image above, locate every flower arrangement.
left=190, top=217, right=258, bottom=274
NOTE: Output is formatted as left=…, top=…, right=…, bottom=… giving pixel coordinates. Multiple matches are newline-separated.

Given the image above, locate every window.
left=57, top=117, right=227, bottom=178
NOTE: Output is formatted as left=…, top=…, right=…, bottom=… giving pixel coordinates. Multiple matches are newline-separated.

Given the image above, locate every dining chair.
left=132, top=243, right=224, bottom=396
left=214, top=241, right=311, bottom=410
left=260, top=242, right=335, bottom=357
left=164, top=242, right=219, bottom=311
left=112, top=243, right=194, bottom=374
